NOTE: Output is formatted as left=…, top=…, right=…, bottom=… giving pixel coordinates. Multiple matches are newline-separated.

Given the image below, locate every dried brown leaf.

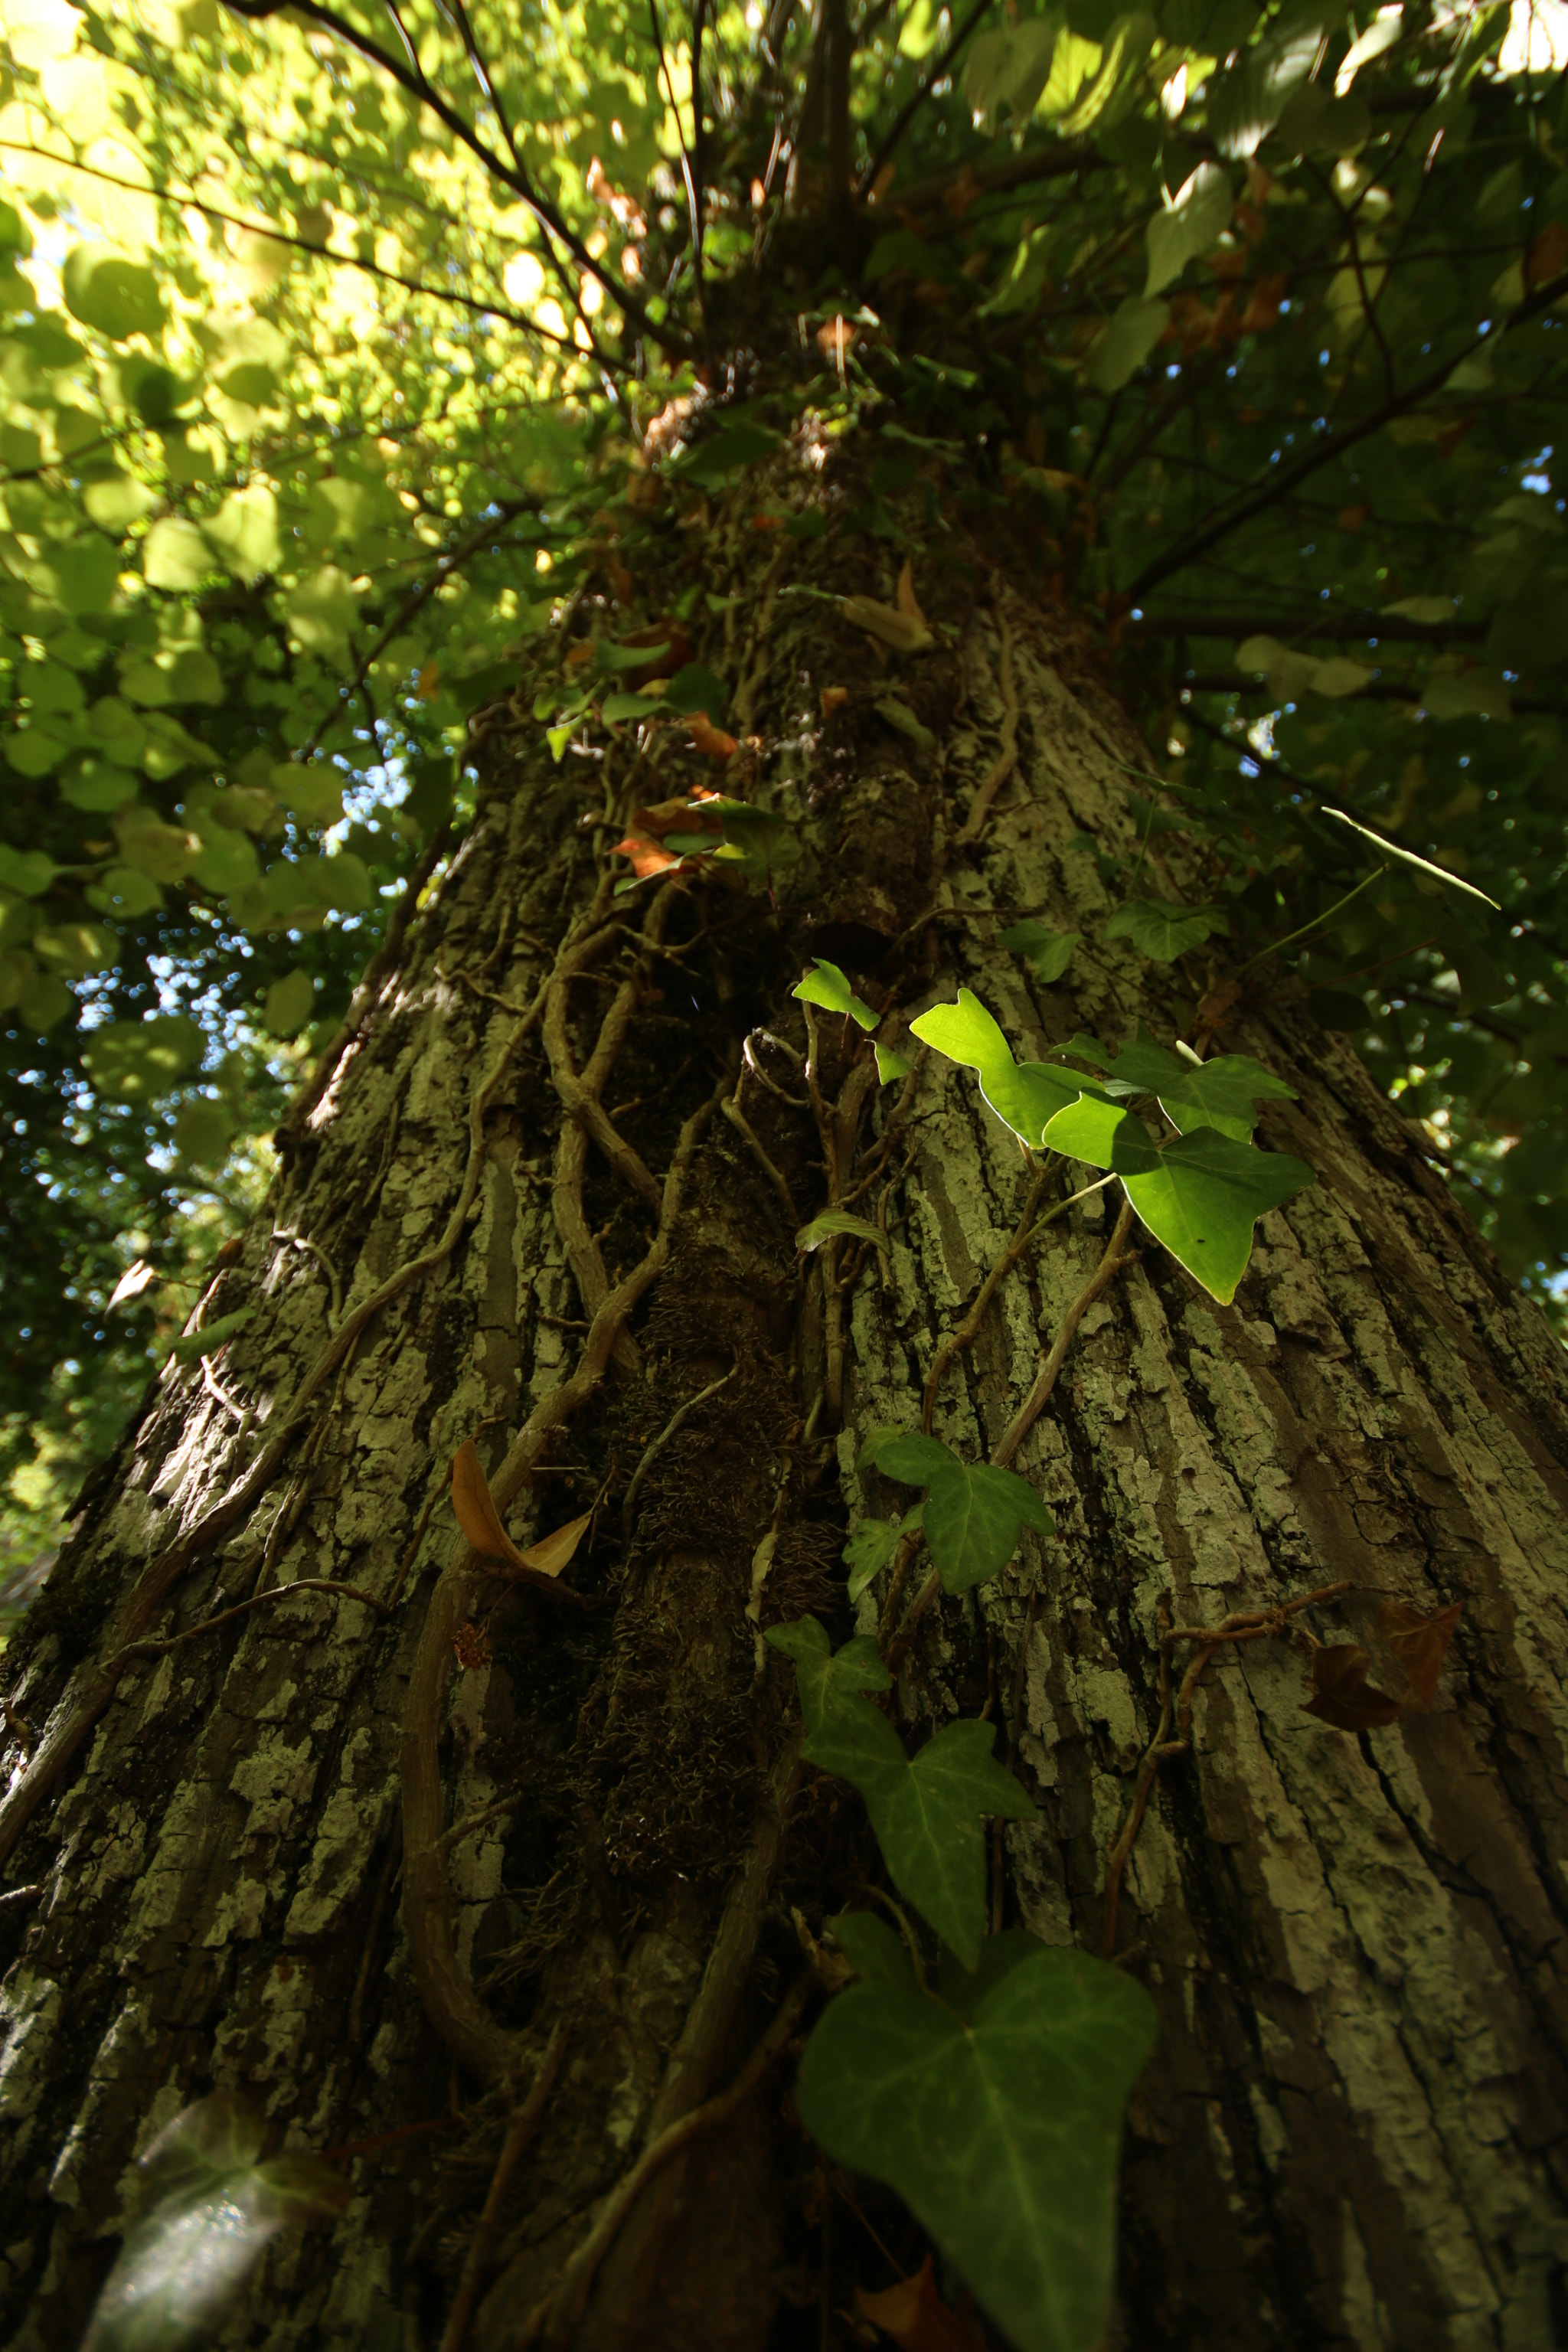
left=451, top=1438, right=528, bottom=1570
left=858, top=2258, right=987, bottom=2350
left=1379, top=1598, right=1463, bottom=1712
left=610, top=833, right=684, bottom=879
left=516, top=1511, right=591, bottom=1579
left=895, top=559, right=929, bottom=628
left=1300, top=1643, right=1403, bottom=1732
left=687, top=712, right=739, bottom=759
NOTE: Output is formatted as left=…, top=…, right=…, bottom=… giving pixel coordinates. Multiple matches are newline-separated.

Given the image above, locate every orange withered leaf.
left=611, top=834, right=684, bottom=879
left=821, top=686, right=849, bottom=720
left=453, top=1622, right=492, bottom=1671
left=516, top=1511, right=591, bottom=1578
left=1379, top=1598, right=1464, bottom=1712
left=452, top=1438, right=528, bottom=1568
left=449, top=1439, right=594, bottom=1599
left=1301, top=1644, right=1403, bottom=1733
left=857, top=2258, right=987, bottom=2350
left=687, top=713, right=738, bottom=759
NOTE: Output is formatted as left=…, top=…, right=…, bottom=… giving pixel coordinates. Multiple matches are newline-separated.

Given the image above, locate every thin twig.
left=1099, top=1579, right=1354, bottom=1957
left=274, top=1227, right=345, bottom=1328
left=622, top=1367, right=737, bottom=1540
left=109, top=1577, right=390, bottom=1671
left=721, top=1094, right=800, bottom=1227
left=525, top=1971, right=815, bottom=2343
left=388, top=1475, right=449, bottom=1612
left=953, top=609, right=1019, bottom=848
left=993, top=1198, right=1137, bottom=1468
left=435, top=1791, right=528, bottom=1859
left=438, top=2022, right=567, bottom=2352
left=923, top=1163, right=1050, bottom=1434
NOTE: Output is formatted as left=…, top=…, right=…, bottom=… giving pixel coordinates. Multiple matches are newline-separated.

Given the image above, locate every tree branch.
left=1128, top=266, right=1568, bottom=599
left=219, top=0, right=689, bottom=356
left=856, top=0, right=995, bottom=199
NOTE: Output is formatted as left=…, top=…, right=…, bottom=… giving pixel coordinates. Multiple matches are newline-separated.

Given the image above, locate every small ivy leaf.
left=841, top=594, right=937, bottom=654
left=874, top=1040, right=913, bottom=1084
left=765, top=1615, right=891, bottom=1733
left=1045, top=1032, right=1112, bottom=1070
left=793, top=957, right=879, bottom=1031
left=547, top=724, right=573, bottom=762
left=923, top=1462, right=1057, bottom=1596
left=1097, top=1040, right=1296, bottom=1142
left=910, top=989, right=1089, bottom=1145
left=796, top=1942, right=1157, bottom=2352
left=1104, top=899, right=1229, bottom=962
left=1320, top=808, right=1503, bottom=911
left=797, top=1209, right=888, bottom=1254
left=844, top=1504, right=924, bottom=1602
left=877, top=1720, right=1035, bottom=1967
left=1301, top=1644, right=1403, bottom=1731
left=663, top=661, right=728, bottom=717
left=998, top=920, right=1080, bottom=982
left=830, top=1909, right=916, bottom=1991
left=875, top=695, right=936, bottom=754
left=600, top=690, right=666, bottom=725
left=1040, top=1093, right=1314, bottom=1305
left=856, top=1423, right=913, bottom=1474
left=844, top=1517, right=901, bottom=1593
left=876, top=1431, right=961, bottom=1485
left=595, top=639, right=671, bottom=671
left=1378, top=1598, right=1464, bottom=1711
left=168, top=1307, right=253, bottom=1363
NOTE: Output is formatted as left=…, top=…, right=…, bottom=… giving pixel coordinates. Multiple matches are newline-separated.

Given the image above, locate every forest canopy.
left=0, top=0, right=1564, bottom=1586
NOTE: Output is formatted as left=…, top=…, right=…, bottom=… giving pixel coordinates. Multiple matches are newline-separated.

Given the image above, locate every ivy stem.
left=1234, top=863, right=1388, bottom=977
left=994, top=1197, right=1137, bottom=1468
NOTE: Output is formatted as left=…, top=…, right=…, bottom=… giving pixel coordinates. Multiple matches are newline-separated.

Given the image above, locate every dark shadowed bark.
left=4, top=446, right=1568, bottom=2352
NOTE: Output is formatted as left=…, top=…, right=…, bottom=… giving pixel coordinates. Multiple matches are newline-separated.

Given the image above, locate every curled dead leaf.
left=516, top=1511, right=591, bottom=1578
left=820, top=686, right=849, bottom=720
left=630, top=791, right=724, bottom=838
left=688, top=712, right=739, bottom=760
left=1379, top=1597, right=1463, bottom=1712
left=611, top=833, right=685, bottom=880
left=449, top=1439, right=593, bottom=1597
left=1301, top=1643, right=1402, bottom=1732
left=857, top=2257, right=987, bottom=2350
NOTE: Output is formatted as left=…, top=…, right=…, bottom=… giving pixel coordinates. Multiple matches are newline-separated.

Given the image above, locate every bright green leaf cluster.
left=911, top=994, right=1314, bottom=1304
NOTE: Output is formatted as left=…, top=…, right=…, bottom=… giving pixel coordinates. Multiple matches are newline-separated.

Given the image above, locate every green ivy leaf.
left=168, top=1306, right=254, bottom=1362
left=768, top=1617, right=1031, bottom=1965
left=1095, top=1040, right=1296, bottom=1142
left=793, top=958, right=878, bottom=1031
left=1104, top=899, right=1228, bottom=962
left=909, top=989, right=1086, bottom=1145
left=795, top=1940, right=1156, bottom=2352
left=1040, top=1093, right=1314, bottom=1302
left=923, top=1462, right=1057, bottom=1595
left=844, top=1504, right=923, bottom=1603
left=998, top=920, right=1080, bottom=982
left=600, top=690, right=666, bottom=724
left=796, top=1209, right=888, bottom=1253
left=874, top=1041, right=913, bottom=1084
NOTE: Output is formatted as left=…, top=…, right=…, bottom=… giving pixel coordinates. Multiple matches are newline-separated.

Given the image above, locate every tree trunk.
left=4, top=457, right=1568, bottom=2352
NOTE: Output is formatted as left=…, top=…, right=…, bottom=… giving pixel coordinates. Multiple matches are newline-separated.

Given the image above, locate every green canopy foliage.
left=1, top=0, right=1564, bottom=1548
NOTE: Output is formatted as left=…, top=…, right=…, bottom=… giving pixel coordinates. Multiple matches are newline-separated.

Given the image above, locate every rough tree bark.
left=3, top=446, right=1568, bottom=2352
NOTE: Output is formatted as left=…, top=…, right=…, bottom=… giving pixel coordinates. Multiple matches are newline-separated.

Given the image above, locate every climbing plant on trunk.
left=2, top=4, right=1568, bottom=2349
